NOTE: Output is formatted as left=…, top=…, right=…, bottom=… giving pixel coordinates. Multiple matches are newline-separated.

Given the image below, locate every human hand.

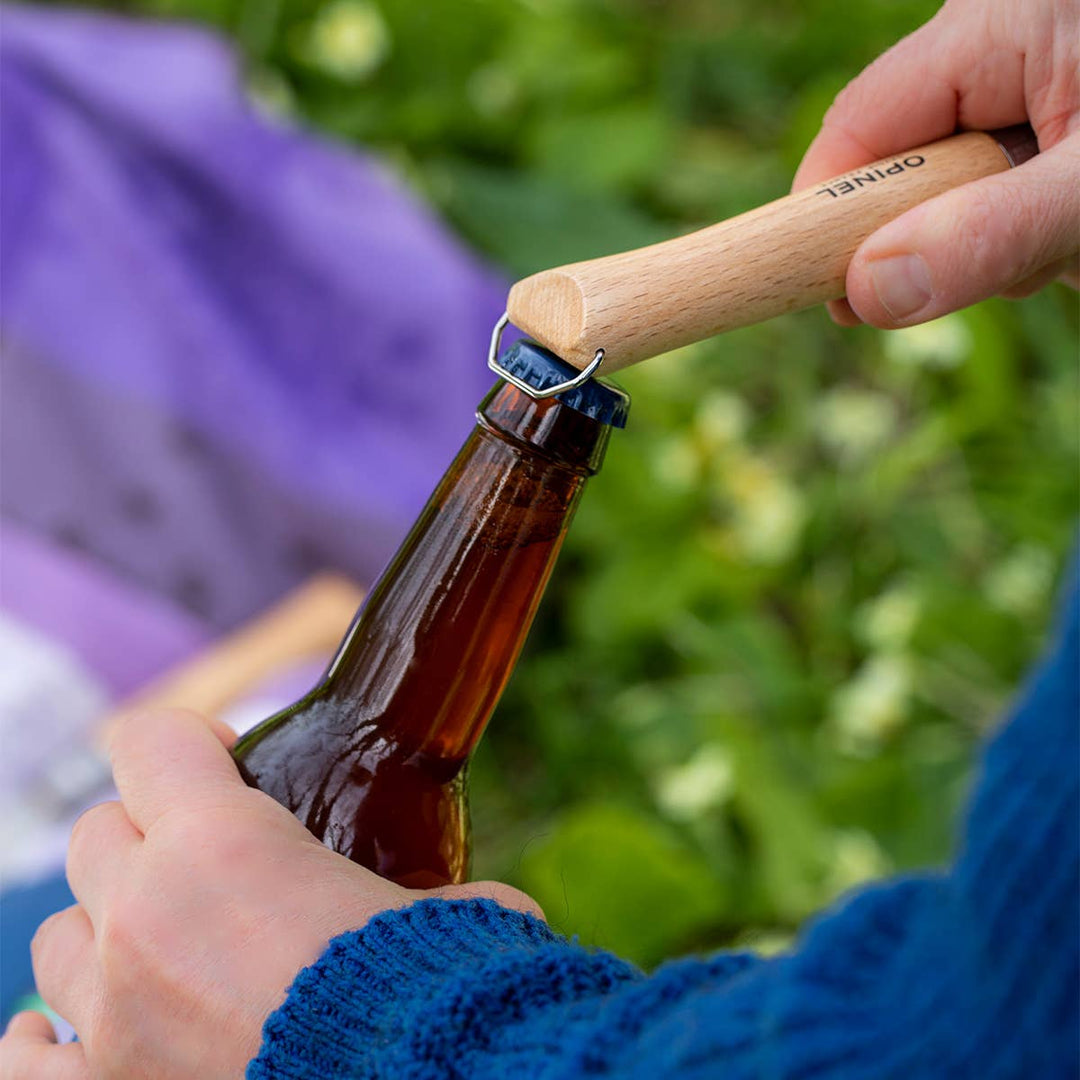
left=793, top=0, right=1079, bottom=328
left=0, top=708, right=540, bottom=1080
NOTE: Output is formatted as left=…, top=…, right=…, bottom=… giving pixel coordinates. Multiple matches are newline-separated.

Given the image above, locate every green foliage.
left=517, top=802, right=722, bottom=967
left=64, top=0, right=1078, bottom=968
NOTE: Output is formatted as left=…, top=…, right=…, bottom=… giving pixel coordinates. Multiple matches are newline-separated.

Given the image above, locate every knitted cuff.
left=246, top=897, right=583, bottom=1079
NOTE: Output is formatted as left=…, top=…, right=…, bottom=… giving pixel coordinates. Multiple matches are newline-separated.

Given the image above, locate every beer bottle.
left=232, top=341, right=629, bottom=888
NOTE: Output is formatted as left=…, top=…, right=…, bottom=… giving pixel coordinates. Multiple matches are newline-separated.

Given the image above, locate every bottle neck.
left=320, top=383, right=608, bottom=762
left=478, top=382, right=613, bottom=475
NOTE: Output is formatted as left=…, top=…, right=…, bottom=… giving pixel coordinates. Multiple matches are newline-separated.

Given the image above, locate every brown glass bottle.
left=233, top=342, right=629, bottom=888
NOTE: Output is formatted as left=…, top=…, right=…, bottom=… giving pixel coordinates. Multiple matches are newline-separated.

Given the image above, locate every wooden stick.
left=507, top=127, right=1037, bottom=374
left=102, top=573, right=364, bottom=740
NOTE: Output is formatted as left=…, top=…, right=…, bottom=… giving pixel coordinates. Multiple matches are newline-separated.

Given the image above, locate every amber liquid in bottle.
left=233, top=369, right=623, bottom=888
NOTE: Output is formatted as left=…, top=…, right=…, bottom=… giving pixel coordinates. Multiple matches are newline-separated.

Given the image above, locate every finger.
left=844, top=138, right=1080, bottom=327
left=66, top=801, right=141, bottom=927
left=0, top=1026, right=90, bottom=1080
left=204, top=711, right=239, bottom=750
left=101, top=705, right=237, bottom=753
left=826, top=298, right=862, bottom=326
left=30, top=906, right=96, bottom=1034
left=792, top=6, right=1034, bottom=191
left=108, top=708, right=247, bottom=833
left=3, top=1011, right=57, bottom=1042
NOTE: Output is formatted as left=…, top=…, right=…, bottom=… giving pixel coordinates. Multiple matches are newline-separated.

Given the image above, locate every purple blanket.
left=1, top=3, right=503, bottom=689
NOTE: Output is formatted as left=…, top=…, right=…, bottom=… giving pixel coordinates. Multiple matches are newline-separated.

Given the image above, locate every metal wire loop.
left=487, top=312, right=604, bottom=400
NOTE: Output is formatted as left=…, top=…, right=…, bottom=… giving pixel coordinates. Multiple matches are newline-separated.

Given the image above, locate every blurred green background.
left=65, top=0, right=1077, bottom=966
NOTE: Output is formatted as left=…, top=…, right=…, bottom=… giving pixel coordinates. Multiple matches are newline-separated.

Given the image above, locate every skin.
left=3, top=2, right=1077, bottom=1075
left=0, top=709, right=539, bottom=1079
left=792, top=0, right=1079, bottom=327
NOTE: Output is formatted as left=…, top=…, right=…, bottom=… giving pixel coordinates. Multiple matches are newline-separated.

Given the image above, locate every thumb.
left=845, top=134, right=1080, bottom=328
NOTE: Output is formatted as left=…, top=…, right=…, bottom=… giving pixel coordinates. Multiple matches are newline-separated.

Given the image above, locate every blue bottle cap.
left=497, top=340, right=630, bottom=428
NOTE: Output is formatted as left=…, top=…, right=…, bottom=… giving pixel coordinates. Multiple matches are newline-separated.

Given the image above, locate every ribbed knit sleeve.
left=249, top=580, right=1078, bottom=1079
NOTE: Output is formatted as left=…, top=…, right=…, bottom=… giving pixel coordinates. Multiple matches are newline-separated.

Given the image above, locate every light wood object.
left=507, top=128, right=1037, bottom=374
left=102, top=573, right=364, bottom=740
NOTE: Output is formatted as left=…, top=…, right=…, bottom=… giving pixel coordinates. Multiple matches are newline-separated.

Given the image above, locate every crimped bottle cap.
left=497, top=340, right=630, bottom=428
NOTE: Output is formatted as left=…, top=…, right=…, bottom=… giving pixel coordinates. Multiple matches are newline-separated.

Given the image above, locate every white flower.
left=831, top=654, right=912, bottom=754
left=695, top=391, right=750, bottom=450
left=655, top=744, right=735, bottom=822
left=985, top=545, right=1055, bottom=616
left=857, top=583, right=921, bottom=651
left=723, top=454, right=806, bottom=564
left=825, top=828, right=892, bottom=899
left=883, top=313, right=972, bottom=369
left=303, top=0, right=390, bottom=81
left=654, top=436, right=701, bottom=491
left=815, top=387, right=897, bottom=464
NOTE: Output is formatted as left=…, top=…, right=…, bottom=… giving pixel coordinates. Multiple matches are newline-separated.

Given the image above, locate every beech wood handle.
left=507, top=127, right=1037, bottom=374
left=102, top=574, right=365, bottom=739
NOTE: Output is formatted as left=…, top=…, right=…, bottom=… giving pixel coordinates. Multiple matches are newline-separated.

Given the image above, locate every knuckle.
left=961, top=191, right=997, bottom=258
left=102, top=709, right=143, bottom=751
left=68, top=800, right=115, bottom=853
left=67, top=806, right=96, bottom=852
left=960, top=182, right=1048, bottom=286
left=28, top=915, right=56, bottom=967
left=28, top=912, right=78, bottom=998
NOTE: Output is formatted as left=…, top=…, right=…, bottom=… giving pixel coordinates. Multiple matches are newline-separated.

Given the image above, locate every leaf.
left=516, top=802, right=723, bottom=967
left=526, top=100, right=674, bottom=194
left=715, top=716, right=835, bottom=922
left=424, top=159, right=669, bottom=277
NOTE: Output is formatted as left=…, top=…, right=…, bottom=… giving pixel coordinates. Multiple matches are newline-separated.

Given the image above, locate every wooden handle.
left=507, top=127, right=1037, bottom=374
left=102, top=574, right=365, bottom=739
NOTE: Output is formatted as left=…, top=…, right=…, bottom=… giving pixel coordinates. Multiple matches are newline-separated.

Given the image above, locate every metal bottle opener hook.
left=487, top=312, right=605, bottom=400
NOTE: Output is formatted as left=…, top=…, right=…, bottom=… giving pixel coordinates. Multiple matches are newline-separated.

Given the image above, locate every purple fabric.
left=0, top=4, right=504, bottom=658
left=1, top=519, right=212, bottom=697
left=2, top=337, right=410, bottom=629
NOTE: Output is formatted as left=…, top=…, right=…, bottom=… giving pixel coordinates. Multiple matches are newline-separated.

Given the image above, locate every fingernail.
left=869, top=254, right=933, bottom=321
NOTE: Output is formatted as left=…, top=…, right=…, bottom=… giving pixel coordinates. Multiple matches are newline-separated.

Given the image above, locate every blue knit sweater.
left=248, top=578, right=1078, bottom=1079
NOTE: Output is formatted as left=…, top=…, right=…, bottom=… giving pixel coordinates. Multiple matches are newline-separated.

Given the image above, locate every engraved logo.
left=816, top=155, right=926, bottom=198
